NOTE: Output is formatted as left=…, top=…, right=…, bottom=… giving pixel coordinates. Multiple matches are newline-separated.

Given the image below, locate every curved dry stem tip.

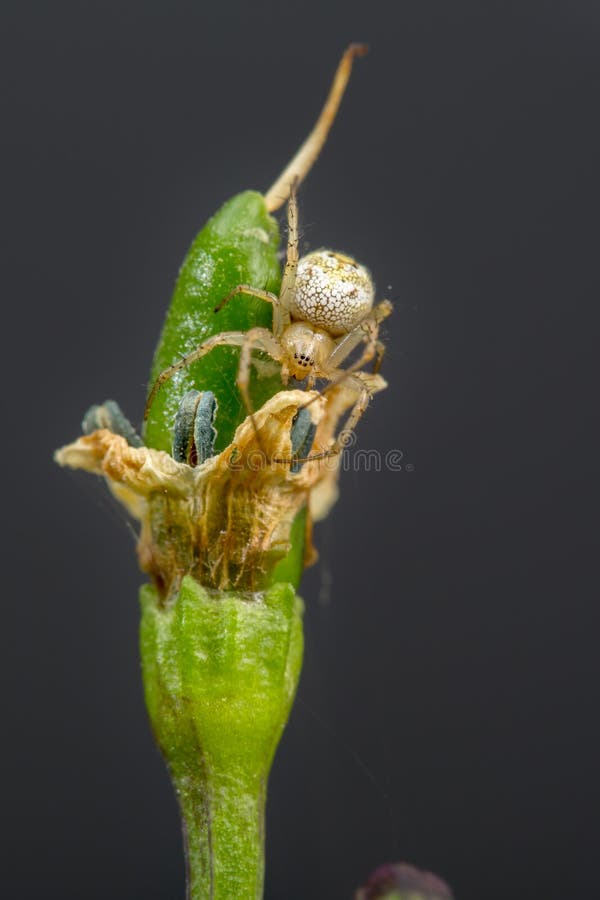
left=264, top=42, right=369, bottom=212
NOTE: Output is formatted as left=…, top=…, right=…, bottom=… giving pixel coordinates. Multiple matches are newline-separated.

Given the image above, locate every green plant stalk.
left=140, top=577, right=304, bottom=899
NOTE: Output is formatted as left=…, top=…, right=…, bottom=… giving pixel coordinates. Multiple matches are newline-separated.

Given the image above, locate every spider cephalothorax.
left=145, top=184, right=391, bottom=460
left=281, top=323, right=336, bottom=381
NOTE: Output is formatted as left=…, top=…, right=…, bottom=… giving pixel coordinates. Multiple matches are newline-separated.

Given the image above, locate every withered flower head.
left=55, top=378, right=386, bottom=600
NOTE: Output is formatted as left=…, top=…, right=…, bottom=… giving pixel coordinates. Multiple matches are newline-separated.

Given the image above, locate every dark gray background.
left=3, top=1, right=599, bottom=897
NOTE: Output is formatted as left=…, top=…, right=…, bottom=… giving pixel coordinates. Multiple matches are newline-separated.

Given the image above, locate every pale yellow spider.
left=144, top=182, right=392, bottom=460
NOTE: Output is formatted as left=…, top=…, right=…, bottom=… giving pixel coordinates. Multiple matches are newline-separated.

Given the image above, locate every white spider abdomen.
left=291, top=250, right=374, bottom=336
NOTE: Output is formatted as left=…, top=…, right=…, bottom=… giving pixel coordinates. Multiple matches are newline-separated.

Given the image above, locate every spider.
left=144, top=183, right=392, bottom=461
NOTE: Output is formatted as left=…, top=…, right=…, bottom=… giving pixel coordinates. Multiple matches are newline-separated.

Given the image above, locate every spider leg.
left=299, top=300, right=391, bottom=416
left=327, top=299, right=392, bottom=370
left=144, top=331, right=247, bottom=421
left=275, top=371, right=376, bottom=466
left=330, top=373, right=374, bottom=453
left=373, top=340, right=386, bottom=374
left=264, top=43, right=368, bottom=212
left=275, top=181, right=298, bottom=337
left=236, top=327, right=284, bottom=450
left=271, top=446, right=340, bottom=466
left=213, top=284, right=279, bottom=314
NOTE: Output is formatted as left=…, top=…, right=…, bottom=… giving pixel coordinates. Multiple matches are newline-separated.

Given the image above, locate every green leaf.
left=144, top=190, right=282, bottom=454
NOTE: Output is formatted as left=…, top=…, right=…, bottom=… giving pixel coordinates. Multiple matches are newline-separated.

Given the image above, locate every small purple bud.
left=355, top=862, right=454, bottom=900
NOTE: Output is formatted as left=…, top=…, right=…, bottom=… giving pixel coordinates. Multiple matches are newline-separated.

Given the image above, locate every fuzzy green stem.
left=140, top=577, right=304, bottom=899
left=177, top=757, right=267, bottom=899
